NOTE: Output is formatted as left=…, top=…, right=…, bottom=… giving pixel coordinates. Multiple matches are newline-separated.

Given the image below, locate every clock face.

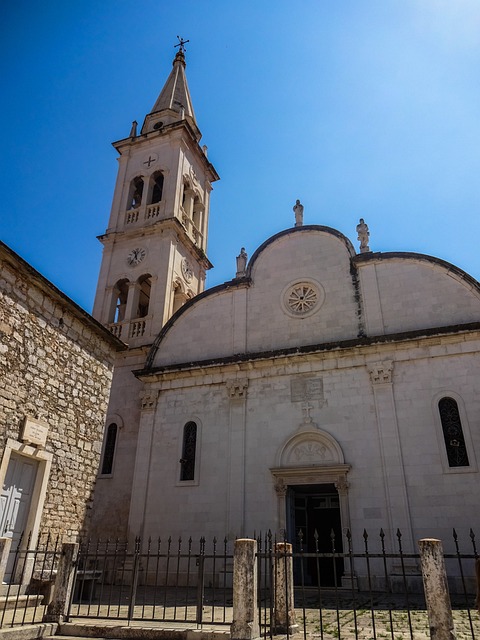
left=181, top=257, right=193, bottom=283
left=127, top=247, right=146, bottom=266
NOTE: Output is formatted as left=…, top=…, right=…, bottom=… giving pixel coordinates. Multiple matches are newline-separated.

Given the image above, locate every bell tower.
left=93, top=43, right=219, bottom=345
left=89, top=43, right=219, bottom=540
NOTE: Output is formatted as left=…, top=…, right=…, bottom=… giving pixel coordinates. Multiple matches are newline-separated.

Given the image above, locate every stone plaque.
left=21, top=417, right=49, bottom=448
left=290, top=377, right=323, bottom=403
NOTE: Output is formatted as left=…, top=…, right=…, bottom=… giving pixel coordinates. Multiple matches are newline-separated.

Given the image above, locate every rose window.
left=282, top=280, right=324, bottom=318
left=287, top=284, right=318, bottom=314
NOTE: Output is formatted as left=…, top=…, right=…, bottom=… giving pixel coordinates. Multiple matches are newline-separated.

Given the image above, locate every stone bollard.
left=0, top=537, right=12, bottom=584
left=418, top=539, right=455, bottom=640
left=44, top=542, right=79, bottom=623
left=231, top=539, right=260, bottom=640
left=273, top=542, right=297, bottom=634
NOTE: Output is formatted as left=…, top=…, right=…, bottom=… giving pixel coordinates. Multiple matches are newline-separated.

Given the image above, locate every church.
left=89, top=44, right=480, bottom=572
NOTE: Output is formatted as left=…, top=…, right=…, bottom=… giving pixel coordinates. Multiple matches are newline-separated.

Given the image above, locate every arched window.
left=111, top=279, right=129, bottom=323
left=136, top=275, right=152, bottom=318
left=182, top=184, right=195, bottom=218
left=438, top=397, right=469, bottom=467
left=180, top=422, right=197, bottom=481
left=128, top=176, right=144, bottom=209
left=101, top=423, right=118, bottom=475
left=150, top=171, right=164, bottom=204
left=172, top=281, right=187, bottom=315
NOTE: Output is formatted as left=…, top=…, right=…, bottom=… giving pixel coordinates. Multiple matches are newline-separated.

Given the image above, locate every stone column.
left=418, top=539, right=455, bottom=640
left=44, top=543, right=78, bottom=623
left=103, top=286, right=116, bottom=325
left=273, top=542, right=297, bottom=633
left=274, top=479, right=288, bottom=533
left=368, top=361, right=415, bottom=556
left=125, top=280, right=140, bottom=322
left=112, top=154, right=129, bottom=226
left=0, top=537, right=12, bottom=584
left=231, top=539, right=260, bottom=640
left=226, top=379, right=248, bottom=538
left=335, top=477, right=356, bottom=588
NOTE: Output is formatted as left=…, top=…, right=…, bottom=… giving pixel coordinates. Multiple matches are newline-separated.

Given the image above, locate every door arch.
left=270, top=429, right=351, bottom=586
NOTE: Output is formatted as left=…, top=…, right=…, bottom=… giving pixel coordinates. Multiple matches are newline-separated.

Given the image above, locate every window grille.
left=180, top=421, right=197, bottom=481
left=101, top=423, right=118, bottom=475
left=438, top=397, right=469, bottom=467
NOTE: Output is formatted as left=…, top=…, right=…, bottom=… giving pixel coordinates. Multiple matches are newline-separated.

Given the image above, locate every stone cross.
left=301, top=402, right=313, bottom=423
left=175, top=36, right=190, bottom=54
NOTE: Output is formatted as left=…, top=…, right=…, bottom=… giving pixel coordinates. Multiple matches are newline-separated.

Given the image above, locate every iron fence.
left=257, top=528, right=480, bottom=640
left=1, top=527, right=479, bottom=639
left=0, top=532, right=61, bottom=629
left=66, top=535, right=234, bottom=625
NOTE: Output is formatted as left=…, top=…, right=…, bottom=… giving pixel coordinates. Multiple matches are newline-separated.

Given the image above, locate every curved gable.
left=149, top=226, right=361, bottom=369
left=355, top=252, right=480, bottom=336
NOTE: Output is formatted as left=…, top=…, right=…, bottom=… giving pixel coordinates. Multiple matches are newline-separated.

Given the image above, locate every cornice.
left=97, top=217, right=213, bottom=270
left=135, top=321, right=480, bottom=384
left=112, top=120, right=219, bottom=183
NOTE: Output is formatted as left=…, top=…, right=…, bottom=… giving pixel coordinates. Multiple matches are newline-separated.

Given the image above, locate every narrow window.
left=438, top=397, right=469, bottom=467
left=150, top=172, right=164, bottom=204
left=180, top=422, right=197, bottom=481
left=111, top=279, right=129, bottom=323
left=101, top=423, right=118, bottom=475
left=129, top=177, right=144, bottom=209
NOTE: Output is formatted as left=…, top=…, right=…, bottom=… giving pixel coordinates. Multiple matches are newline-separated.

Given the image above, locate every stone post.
left=0, top=537, right=12, bottom=584
left=273, top=542, right=297, bottom=633
left=231, top=539, right=260, bottom=640
left=418, top=539, right=455, bottom=640
left=44, top=543, right=78, bottom=623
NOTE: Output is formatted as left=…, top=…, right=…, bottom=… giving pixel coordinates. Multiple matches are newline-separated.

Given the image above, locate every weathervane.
left=175, top=36, right=189, bottom=54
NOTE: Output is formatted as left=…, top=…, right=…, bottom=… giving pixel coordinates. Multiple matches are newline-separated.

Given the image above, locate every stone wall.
left=0, top=243, right=122, bottom=540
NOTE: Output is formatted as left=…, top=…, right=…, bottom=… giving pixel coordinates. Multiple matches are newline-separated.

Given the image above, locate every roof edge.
left=354, top=251, right=480, bottom=295
left=0, top=241, right=126, bottom=352
left=246, top=225, right=356, bottom=277
left=139, top=320, right=480, bottom=378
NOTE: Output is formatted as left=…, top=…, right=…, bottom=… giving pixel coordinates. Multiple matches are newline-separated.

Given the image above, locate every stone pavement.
left=1, top=600, right=479, bottom=640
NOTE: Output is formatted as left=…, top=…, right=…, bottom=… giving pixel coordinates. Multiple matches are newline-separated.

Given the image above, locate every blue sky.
left=1, top=1, right=480, bottom=311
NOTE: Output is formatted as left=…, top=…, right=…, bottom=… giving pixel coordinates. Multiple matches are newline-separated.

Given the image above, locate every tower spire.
left=141, top=37, right=197, bottom=137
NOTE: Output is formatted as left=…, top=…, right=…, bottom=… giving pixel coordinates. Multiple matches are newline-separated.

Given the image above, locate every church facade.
left=90, top=48, right=480, bottom=574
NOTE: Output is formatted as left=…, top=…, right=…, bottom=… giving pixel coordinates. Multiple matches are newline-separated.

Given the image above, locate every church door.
left=0, top=453, right=38, bottom=582
left=287, top=483, right=344, bottom=587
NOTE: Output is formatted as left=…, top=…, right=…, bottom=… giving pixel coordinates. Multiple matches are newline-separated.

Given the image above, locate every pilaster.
left=226, top=379, right=249, bottom=538
left=368, top=360, right=415, bottom=553
left=126, top=390, right=159, bottom=541
left=358, top=263, right=385, bottom=336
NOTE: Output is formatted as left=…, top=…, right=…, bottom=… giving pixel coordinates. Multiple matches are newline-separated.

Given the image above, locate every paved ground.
left=1, top=599, right=479, bottom=640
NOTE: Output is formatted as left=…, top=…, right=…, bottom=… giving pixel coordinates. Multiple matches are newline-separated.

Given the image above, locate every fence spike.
left=298, top=528, right=304, bottom=552
left=396, top=528, right=404, bottom=554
